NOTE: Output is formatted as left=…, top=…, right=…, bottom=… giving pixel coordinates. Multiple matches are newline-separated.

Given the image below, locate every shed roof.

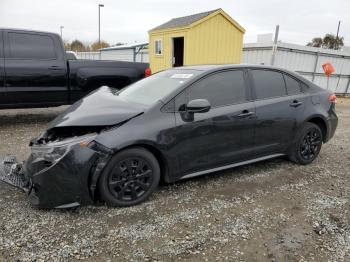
left=149, top=8, right=245, bottom=33
left=150, top=9, right=219, bottom=31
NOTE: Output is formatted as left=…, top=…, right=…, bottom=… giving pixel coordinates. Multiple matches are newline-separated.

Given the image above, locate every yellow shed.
left=148, top=8, right=245, bottom=73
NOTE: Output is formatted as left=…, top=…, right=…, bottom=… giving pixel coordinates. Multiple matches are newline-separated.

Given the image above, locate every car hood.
left=48, top=86, right=146, bottom=128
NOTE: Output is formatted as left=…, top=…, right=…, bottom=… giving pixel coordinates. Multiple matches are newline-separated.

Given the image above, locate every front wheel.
left=289, top=122, right=323, bottom=165
left=98, top=147, right=160, bottom=207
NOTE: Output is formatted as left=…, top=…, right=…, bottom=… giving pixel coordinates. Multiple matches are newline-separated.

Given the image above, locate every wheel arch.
left=89, top=140, right=172, bottom=202
left=121, top=143, right=170, bottom=184
left=304, top=115, right=328, bottom=142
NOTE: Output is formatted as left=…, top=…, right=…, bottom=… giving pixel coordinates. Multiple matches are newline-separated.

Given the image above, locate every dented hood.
left=48, top=86, right=146, bottom=128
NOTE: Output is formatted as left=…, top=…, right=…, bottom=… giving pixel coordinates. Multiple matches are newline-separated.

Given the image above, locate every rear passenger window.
left=8, top=32, right=56, bottom=59
left=187, top=70, right=247, bottom=107
left=300, top=83, right=309, bottom=92
left=284, top=74, right=301, bottom=95
left=251, top=70, right=286, bottom=99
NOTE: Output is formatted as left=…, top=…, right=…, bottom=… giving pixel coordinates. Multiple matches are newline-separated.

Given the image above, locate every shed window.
left=155, top=40, right=162, bottom=55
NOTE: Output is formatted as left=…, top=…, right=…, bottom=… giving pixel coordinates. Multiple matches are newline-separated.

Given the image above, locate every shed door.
left=172, top=37, right=184, bottom=67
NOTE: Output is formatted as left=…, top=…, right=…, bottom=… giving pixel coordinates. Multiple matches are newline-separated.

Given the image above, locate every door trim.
left=181, top=153, right=285, bottom=180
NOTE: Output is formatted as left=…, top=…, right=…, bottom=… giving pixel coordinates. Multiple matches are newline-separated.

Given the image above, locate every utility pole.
left=335, top=21, right=341, bottom=50
left=98, top=4, right=104, bottom=52
left=270, top=25, right=279, bottom=66
left=60, top=26, right=64, bottom=39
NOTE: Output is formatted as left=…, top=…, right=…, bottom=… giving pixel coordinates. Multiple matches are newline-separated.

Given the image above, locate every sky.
left=0, top=0, right=349, bottom=46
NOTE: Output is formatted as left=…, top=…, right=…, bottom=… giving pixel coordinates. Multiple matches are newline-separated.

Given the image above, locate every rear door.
left=0, top=30, right=6, bottom=105
left=3, top=30, right=68, bottom=106
left=249, top=69, right=301, bottom=156
left=282, top=72, right=307, bottom=120
left=173, top=69, right=256, bottom=177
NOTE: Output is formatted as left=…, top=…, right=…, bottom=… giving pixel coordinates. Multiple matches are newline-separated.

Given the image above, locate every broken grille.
left=0, top=155, right=28, bottom=191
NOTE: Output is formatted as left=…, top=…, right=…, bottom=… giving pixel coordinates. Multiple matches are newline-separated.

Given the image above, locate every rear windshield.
left=116, top=69, right=200, bottom=106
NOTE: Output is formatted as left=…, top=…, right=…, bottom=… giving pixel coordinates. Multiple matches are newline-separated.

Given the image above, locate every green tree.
left=307, top=34, right=344, bottom=50
left=307, top=37, right=323, bottom=48
left=70, top=40, right=86, bottom=52
left=90, top=40, right=110, bottom=51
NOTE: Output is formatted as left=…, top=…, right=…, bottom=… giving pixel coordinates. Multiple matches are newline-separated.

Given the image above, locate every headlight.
left=31, top=134, right=97, bottom=164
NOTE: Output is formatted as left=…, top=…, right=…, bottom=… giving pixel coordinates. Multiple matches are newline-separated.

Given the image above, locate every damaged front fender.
left=16, top=136, right=114, bottom=209
left=24, top=143, right=107, bottom=208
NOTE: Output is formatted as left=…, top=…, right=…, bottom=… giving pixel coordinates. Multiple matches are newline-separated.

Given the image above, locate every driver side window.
left=175, top=70, right=247, bottom=111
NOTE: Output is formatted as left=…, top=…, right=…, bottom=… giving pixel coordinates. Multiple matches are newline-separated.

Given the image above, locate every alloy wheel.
left=299, top=128, right=322, bottom=161
left=107, top=157, right=153, bottom=201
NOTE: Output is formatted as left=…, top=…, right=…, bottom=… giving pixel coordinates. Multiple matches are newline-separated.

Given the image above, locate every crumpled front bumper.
left=23, top=144, right=102, bottom=208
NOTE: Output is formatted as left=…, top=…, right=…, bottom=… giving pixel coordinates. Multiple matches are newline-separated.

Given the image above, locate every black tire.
left=289, top=122, right=323, bottom=165
left=98, top=147, right=160, bottom=207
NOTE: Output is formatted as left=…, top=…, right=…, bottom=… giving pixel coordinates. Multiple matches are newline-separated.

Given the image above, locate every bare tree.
left=70, top=40, right=86, bottom=52
left=90, top=40, right=110, bottom=51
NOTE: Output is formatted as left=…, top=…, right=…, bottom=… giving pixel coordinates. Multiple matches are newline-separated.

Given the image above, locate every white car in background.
left=65, top=51, right=78, bottom=60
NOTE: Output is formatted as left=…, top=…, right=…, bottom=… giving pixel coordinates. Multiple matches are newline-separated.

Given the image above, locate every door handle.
left=290, top=100, right=303, bottom=107
left=237, top=110, right=255, bottom=118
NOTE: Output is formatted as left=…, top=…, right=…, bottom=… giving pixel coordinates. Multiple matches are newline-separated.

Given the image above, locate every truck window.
left=8, top=32, right=56, bottom=60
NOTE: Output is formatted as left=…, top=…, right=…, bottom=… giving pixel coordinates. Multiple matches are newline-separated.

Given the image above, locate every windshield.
left=116, top=69, right=201, bottom=106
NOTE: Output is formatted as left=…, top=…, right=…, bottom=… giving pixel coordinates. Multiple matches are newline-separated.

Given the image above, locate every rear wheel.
left=289, top=122, right=323, bottom=165
left=98, top=147, right=160, bottom=207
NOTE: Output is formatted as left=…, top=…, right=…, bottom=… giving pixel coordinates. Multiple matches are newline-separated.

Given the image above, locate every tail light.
left=328, top=94, right=337, bottom=103
left=145, top=67, right=152, bottom=77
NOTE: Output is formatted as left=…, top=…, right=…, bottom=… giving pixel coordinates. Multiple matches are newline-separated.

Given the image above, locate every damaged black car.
left=8, top=65, right=338, bottom=208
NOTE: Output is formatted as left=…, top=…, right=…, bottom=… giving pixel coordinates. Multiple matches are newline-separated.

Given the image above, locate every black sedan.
left=23, top=65, right=338, bottom=208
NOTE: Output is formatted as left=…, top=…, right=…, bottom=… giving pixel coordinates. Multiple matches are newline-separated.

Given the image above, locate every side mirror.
left=186, top=99, right=211, bottom=113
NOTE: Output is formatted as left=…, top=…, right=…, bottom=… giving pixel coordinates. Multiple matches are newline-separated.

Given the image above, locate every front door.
left=173, top=70, right=256, bottom=177
left=3, top=30, right=68, bottom=106
left=172, top=37, right=184, bottom=67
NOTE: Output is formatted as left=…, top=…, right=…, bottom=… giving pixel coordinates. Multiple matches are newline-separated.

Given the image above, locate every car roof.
left=157, top=63, right=317, bottom=108
left=173, top=64, right=290, bottom=71
left=171, top=64, right=308, bottom=83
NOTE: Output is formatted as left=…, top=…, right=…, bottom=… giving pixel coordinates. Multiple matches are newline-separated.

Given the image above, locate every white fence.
left=76, top=50, right=148, bottom=63
left=243, top=42, right=350, bottom=95
left=100, top=49, right=148, bottom=62
left=75, top=52, right=100, bottom=60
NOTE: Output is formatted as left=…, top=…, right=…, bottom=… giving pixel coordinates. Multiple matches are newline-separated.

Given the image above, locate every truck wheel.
left=98, top=147, right=160, bottom=207
left=289, top=122, right=323, bottom=165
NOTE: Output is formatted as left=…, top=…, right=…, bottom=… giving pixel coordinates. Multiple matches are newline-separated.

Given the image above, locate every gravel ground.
left=0, top=99, right=350, bottom=261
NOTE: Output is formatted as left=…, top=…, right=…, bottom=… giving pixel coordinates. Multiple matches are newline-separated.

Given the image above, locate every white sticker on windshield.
left=170, top=74, right=193, bottom=79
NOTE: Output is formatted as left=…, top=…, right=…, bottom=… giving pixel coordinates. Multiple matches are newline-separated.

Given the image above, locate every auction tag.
left=170, top=74, right=193, bottom=79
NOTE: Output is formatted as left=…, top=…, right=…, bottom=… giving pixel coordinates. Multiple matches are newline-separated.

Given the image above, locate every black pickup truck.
left=0, top=28, right=150, bottom=109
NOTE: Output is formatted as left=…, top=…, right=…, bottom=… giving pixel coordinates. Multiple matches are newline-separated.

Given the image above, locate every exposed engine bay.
left=33, top=125, right=114, bottom=145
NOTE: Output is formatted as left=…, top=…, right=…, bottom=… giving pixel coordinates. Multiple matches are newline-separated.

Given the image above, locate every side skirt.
left=181, top=153, right=285, bottom=180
